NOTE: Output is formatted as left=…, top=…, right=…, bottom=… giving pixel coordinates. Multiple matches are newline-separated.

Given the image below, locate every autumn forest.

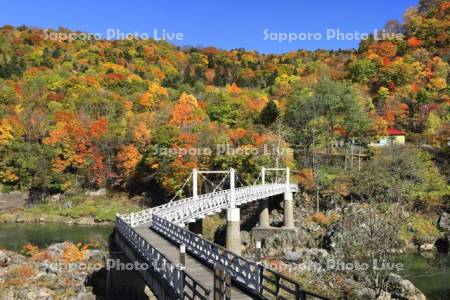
left=0, top=0, right=448, bottom=212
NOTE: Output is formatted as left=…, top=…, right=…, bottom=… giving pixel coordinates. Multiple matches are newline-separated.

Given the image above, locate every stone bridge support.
left=257, top=167, right=295, bottom=229
left=283, top=167, right=295, bottom=228
left=226, top=207, right=241, bottom=254
left=253, top=167, right=296, bottom=245
left=283, top=191, right=294, bottom=228
left=258, top=199, right=270, bottom=228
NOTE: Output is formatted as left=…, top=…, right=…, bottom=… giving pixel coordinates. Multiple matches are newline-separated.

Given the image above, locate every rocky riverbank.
left=260, top=248, right=427, bottom=300
left=0, top=211, right=113, bottom=225
left=0, top=243, right=106, bottom=300
left=240, top=195, right=449, bottom=299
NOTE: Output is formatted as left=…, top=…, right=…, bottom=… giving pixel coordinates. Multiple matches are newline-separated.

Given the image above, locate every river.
left=0, top=223, right=448, bottom=299
left=396, top=253, right=450, bottom=300
left=0, top=222, right=113, bottom=251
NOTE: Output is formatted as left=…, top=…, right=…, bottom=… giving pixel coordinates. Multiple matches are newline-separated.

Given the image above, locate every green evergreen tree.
left=259, top=100, right=279, bottom=126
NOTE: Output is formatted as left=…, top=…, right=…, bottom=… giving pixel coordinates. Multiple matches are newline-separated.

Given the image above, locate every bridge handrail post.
left=175, top=264, right=185, bottom=298
left=179, top=244, right=186, bottom=268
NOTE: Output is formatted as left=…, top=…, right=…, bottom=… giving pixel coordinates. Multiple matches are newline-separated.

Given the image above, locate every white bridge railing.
left=115, top=216, right=185, bottom=296
left=118, top=183, right=298, bottom=228
left=115, top=181, right=300, bottom=299
left=152, top=214, right=262, bottom=293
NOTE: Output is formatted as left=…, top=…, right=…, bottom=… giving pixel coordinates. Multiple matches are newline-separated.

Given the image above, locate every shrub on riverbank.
left=400, top=214, right=441, bottom=249
left=203, top=215, right=225, bottom=241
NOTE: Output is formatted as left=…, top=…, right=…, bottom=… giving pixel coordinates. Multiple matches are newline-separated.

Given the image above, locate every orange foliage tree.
left=116, top=144, right=142, bottom=178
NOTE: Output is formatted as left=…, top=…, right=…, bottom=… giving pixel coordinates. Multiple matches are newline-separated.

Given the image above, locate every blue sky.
left=1, top=0, right=418, bottom=53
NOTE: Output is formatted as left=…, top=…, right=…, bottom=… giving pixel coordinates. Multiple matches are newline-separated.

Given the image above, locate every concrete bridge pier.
left=258, top=199, right=270, bottom=228
left=283, top=167, right=295, bottom=228
left=283, top=192, right=295, bottom=228
left=226, top=207, right=241, bottom=254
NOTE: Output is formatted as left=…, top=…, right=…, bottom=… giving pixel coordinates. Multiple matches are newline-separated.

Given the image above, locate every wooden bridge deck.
left=135, top=225, right=254, bottom=299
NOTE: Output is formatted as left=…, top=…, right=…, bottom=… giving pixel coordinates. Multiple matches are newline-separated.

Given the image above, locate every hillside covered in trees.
left=0, top=0, right=448, bottom=210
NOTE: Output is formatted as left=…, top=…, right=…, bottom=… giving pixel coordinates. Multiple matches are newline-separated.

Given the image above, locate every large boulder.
left=283, top=248, right=328, bottom=273
left=353, top=287, right=378, bottom=300
left=341, top=279, right=378, bottom=300
left=262, top=231, right=296, bottom=257
left=240, top=231, right=251, bottom=248
left=388, top=273, right=426, bottom=300
left=75, top=216, right=95, bottom=225
left=269, top=210, right=284, bottom=227
left=0, top=250, right=9, bottom=266
left=285, top=248, right=328, bottom=264
left=419, top=243, right=435, bottom=251
left=284, top=251, right=301, bottom=262
left=47, top=242, right=65, bottom=258
left=0, top=191, right=27, bottom=211
left=38, top=261, right=60, bottom=275
left=438, top=212, right=449, bottom=231
left=84, top=249, right=105, bottom=262
left=73, top=292, right=96, bottom=300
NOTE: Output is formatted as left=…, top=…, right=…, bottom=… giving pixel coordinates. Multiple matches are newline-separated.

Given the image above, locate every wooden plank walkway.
left=135, top=225, right=254, bottom=299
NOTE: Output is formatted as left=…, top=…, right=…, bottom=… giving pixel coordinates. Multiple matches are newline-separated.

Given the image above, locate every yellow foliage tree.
left=139, top=83, right=168, bottom=109
left=0, top=118, right=14, bottom=145
left=170, top=92, right=206, bottom=127
left=132, top=121, right=151, bottom=147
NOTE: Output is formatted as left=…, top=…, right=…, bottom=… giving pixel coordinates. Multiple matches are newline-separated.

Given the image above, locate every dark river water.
left=0, top=222, right=113, bottom=251
left=396, top=253, right=450, bottom=300
left=0, top=223, right=448, bottom=299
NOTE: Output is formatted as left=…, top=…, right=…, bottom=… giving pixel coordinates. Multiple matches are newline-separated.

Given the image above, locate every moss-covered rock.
left=400, top=214, right=441, bottom=250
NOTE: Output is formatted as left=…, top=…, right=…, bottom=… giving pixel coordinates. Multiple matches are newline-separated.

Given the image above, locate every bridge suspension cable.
left=235, top=173, right=247, bottom=187
left=168, top=170, right=193, bottom=202
left=212, top=169, right=231, bottom=192
left=199, top=172, right=229, bottom=193
left=193, top=169, right=232, bottom=196
left=168, top=167, right=289, bottom=204
left=253, top=171, right=262, bottom=185
left=114, top=167, right=329, bottom=300
left=261, top=167, right=288, bottom=184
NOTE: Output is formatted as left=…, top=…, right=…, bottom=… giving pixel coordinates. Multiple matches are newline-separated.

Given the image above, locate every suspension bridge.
left=110, top=167, right=330, bottom=299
